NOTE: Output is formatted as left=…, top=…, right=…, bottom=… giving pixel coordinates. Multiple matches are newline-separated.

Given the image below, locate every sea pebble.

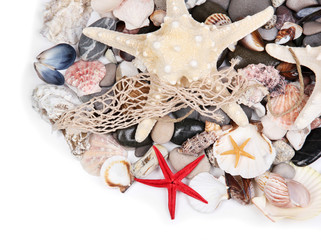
left=261, top=115, right=287, bottom=140
left=209, top=0, right=230, bottom=10
left=191, top=1, right=226, bottom=22
left=65, top=60, right=106, bottom=96
left=276, top=6, right=296, bottom=30
left=116, top=61, right=139, bottom=81
left=113, top=0, right=154, bottom=30
left=228, top=0, right=271, bottom=21
left=286, top=126, right=311, bottom=151
left=79, top=18, right=117, bottom=61
left=99, top=63, right=116, bottom=87
left=303, top=32, right=321, bottom=46
left=240, top=104, right=253, bottom=121
left=286, top=0, right=318, bottom=12
left=171, top=119, right=205, bottom=145
left=272, top=0, right=285, bottom=8
left=185, top=0, right=206, bottom=9
left=272, top=163, right=296, bottom=179
left=168, top=148, right=211, bottom=179
left=291, top=128, right=321, bottom=166
left=151, top=116, right=175, bottom=144
left=91, top=0, right=123, bottom=15
left=303, top=21, right=321, bottom=35
left=172, top=107, right=200, bottom=120
left=251, top=103, right=266, bottom=118
left=258, top=27, right=279, bottom=41
left=134, top=144, right=153, bottom=158
left=272, top=140, right=296, bottom=164
left=116, top=125, right=153, bottom=148
left=297, top=5, right=321, bottom=18
left=198, top=107, right=231, bottom=126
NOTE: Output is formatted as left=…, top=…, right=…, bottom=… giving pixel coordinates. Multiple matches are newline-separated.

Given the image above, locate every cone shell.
left=252, top=164, right=321, bottom=221
left=81, top=134, right=128, bottom=176
left=213, top=124, right=275, bottom=179
left=267, top=83, right=308, bottom=130
left=100, top=155, right=134, bottom=193
left=65, top=60, right=106, bottom=96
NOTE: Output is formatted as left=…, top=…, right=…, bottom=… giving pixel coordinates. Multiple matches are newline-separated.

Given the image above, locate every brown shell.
left=276, top=62, right=298, bottom=80
left=275, top=27, right=295, bottom=44
left=205, top=13, right=232, bottom=26
left=240, top=30, right=264, bottom=52
left=225, top=173, right=254, bottom=205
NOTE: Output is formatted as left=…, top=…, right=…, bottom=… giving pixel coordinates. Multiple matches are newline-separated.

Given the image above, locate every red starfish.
left=135, top=146, right=208, bottom=219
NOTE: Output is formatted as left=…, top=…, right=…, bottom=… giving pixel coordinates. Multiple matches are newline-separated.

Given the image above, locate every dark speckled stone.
left=171, top=119, right=205, bottom=145
left=116, top=125, right=153, bottom=147
left=79, top=18, right=117, bottom=61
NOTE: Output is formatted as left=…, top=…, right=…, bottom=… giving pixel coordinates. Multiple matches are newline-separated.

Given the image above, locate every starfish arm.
left=176, top=183, right=208, bottom=204
left=220, top=150, right=236, bottom=156
left=240, top=150, right=255, bottom=160
left=234, top=151, right=240, bottom=168
left=240, top=138, right=251, bottom=149
left=166, top=0, right=189, bottom=18
left=266, top=44, right=321, bottom=129
left=214, top=7, right=274, bottom=50
left=228, top=135, right=238, bottom=149
left=153, top=146, right=174, bottom=180
left=135, top=178, right=169, bottom=188
left=167, top=184, right=177, bottom=220
left=174, top=155, right=205, bottom=181
left=82, top=27, right=146, bottom=57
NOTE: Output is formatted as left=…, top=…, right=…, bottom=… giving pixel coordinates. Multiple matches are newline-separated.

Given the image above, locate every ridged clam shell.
left=213, top=124, right=275, bottom=179
left=205, top=13, right=232, bottom=26
left=267, top=83, right=308, bottom=130
left=100, top=155, right=133, bottom=193
left=65, top=60, right=106, bottom=96
left=34, top=62, right=65, bottom=85
left=187, top=173, right=228, bottom=213
left=81, top=134, right=128, bottom=176
left=252, top=164, right=321, bottom=221
left=37, top=43, right=76, bottom=70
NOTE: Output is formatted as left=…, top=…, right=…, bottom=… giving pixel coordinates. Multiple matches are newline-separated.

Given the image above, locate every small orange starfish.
left=221, top=135, right=255, bottom=168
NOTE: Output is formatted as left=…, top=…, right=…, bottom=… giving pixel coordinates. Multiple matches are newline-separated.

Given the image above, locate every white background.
left=1, top=1, right=321, bottom=240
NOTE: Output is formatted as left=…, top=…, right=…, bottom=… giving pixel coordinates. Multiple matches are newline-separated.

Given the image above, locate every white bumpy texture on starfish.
left=266, top=44, right=321, bottom=130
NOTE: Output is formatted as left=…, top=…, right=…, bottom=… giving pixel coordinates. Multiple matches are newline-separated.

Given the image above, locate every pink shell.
left=65, top=60, right=106, bottom=96
left=268, top=84, right=307, bottom=130
left=80, top=134, right=128, bottom=176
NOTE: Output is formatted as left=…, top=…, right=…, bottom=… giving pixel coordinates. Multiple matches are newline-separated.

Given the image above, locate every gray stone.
left=258, top=27, right=278, bottom=41
left=286, top=0, right=318, bottom=12
left=134, top=144, right=153, bottom=158
left=303, top=32, right=321, bottom=46
left=276, top=6, right=296, bottom=30
left=303, top=21, right=321, bottom=35
left=272, top=163, right=296, bottom=179
left=198, top=107, right=231, bottom=125
left=228, top=0, right=271, bottom=21
left=273, top=140, right=295, bottom=164
left=172, top=107, right=200, bottom=120
left=79, top=18, right=117, bottom=61
left=240, top=104, right=253, bottom=121
left=99, top=63, right=116, bottom=87
left=154, top=0, right=166, bottom=10
left=168, top=148, right=211, bottom=179
left=191, top=1, right=227, bottom=23
left=151, top=116, right=175, bottom=144
left=209, top=0, right=230, bottom=10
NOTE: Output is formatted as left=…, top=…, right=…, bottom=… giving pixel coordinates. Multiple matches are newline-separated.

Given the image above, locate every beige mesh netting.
left=55, top=61, right=249, bottom=134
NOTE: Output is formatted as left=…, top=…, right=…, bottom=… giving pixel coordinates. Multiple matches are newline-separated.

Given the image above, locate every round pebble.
left=272, top=163, right=296, bottom=179
left=303, top=21, right=321, bottom=35
left=303, top=32, right=321, bottom=47
left=99, top=63, right=116, bottom=87
left=168, top=148, right=211, bottom=179
left=275, top=6, right=296, bottom=30
left=228, top=0, right=271, bottom=21
left=272, top=140, right=295, bottom=164
left=258, top=27, right=278, bottom=41
left=151, top=116, right=175, bottom=144
left=172, top=107, right=200, bottom=120
left=261, top=116, right=287, bottom=141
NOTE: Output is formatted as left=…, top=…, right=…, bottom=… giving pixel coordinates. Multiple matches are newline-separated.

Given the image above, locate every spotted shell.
left=267, top=83, right=308, bottom=130
left=65, top=60, right=106, bottom=96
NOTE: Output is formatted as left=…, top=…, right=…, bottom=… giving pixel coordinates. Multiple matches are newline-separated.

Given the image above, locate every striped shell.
left=267, top=83, right=308, bottom=130
left=205, top=121, right=221, bottom=132
left=80, top=134, right=128, bottom=176
left=205, top=13, right=232, bottom=26
left=65, top=60, right=106, bottom=96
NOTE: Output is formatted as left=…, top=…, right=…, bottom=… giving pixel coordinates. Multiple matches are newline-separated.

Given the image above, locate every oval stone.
left=171, top=119, right=205, bottom=145
left=198, top=106, right=231, bottom=125
left=228, top=0, right=271, bottom=21
left=135, top=144, right=153, bottom=158
left=116, top=125, right=153, bottom=147
left=272, top=163, right=296, bottom=179
left=151, top=116, right=175, bottom=144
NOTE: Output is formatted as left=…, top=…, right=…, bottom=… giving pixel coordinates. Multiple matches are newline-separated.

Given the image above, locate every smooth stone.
left=168, top=148, right=211, bottom=179
left=258, top=27, right=278, bottom=41
left=272, top=163, right=296, bottom=179
left=172, top=107, right=200, bottom=120
left=276, top=6, right=296, bottom=30
left=303, top=32, right=321, bottom=46
left=134, top=144, right=153, bottom=158
left=228, top=0, right=271, bottom=21
left=292, top=128, right=321, bottom=166
left=154, top=0, right=166, bottom=10
left=240, top=104, right=253, bottom=121
left=303, top=21, right=321, bottom=35
left=79, top=18, right=117, bottom=61
left=171, top=119, right=205, bottom=145
left=80, top=87, right=110, bottom=103
left=151, top=116, right=175, bottom=144
left=286, top=126, right=311, bottom=151
left=227, top=45, right=280, bottom=69
left=198, top=106, right=231, bottom=125
left=272, top=140, right=296, bottom=164
left=261, top=116, right=287, bottom=140
left=116, top=125, right=153, bottom=148
left=286, top=0, right=318, bottom=12
left=99, top=63, right=116, bottom=87
left=191, top=1, right=226, bottom=23
left=209, top=0, right=230, bottom=10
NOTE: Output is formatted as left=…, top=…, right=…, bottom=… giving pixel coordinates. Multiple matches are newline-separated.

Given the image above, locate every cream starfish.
left=266, top=44, right=321, bottom=129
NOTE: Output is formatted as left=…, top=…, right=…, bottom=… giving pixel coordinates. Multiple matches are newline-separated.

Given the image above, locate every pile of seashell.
left=32, top=0, right=321, bottom=221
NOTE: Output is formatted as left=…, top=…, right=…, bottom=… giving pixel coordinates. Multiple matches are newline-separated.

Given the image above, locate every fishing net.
left=55, top=60, right=250, bottom=134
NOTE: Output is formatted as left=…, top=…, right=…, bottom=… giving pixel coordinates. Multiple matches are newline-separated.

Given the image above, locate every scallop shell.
left=252, top=164, right=321, bottom=221
left=65, top=60, right=106, bottom=96
left=187, top=172, right=228, bottom=213
left=81, top=134, right=128, bottom=176
left=100, top=155, right=134, bottom=193
left=267, top=83, right=308, bottom=130
left=213, top=124, right=275, bottom=179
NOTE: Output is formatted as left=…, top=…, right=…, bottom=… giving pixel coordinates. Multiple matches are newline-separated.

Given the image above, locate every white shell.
left=100, top=155, right=133, bottom=193
left=135, top=119, right=157, bottom=143
left=286, top=126, right=311, bottom=150
left=213, top=124, right=276, bottom=179
left=187, top=173, right=228, bottom=213
left=252, top=164, right=321, bottom=221
left=91, top=0, right=123, bottom=15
